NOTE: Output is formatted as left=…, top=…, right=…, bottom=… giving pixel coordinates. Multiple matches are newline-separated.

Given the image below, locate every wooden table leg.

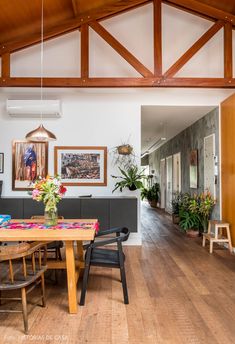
left=77, top=240, right=84, bottom=261
left=65, top=241, right=77, bottom=314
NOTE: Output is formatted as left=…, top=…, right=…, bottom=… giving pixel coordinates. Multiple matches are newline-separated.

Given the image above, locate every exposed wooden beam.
left=153, top=0, right=162, bottom=77
left=224, top=22, right=233, bottom=79
left=0, top=0, right=150, bottom=57
left=81, top=24, right=89, bottom=79
left=1, top=53, right=10, bottom=79
left=71, top=0, right=78, bottom=17
left=89, top=21, right=154, bottom=78
left=163, top=20, right=224, bottom=78
left=165, top=0, right=235, bottom=23
left=2, top=77, right=235, bottom=88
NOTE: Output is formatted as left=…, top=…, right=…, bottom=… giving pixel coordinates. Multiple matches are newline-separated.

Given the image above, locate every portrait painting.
left=12, top=141, right=48, bottom=190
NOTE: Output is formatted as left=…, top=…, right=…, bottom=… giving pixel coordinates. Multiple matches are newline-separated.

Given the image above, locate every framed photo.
left=189, top=149, right=198, bottom=189
left=0, top=153, right=4, bottom=173
left=12, top=140, right=48, bottom=191
left=54, top=146, right=107, bottom=186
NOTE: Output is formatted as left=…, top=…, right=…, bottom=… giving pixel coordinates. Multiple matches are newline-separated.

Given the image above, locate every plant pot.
left=128, top=184, right=137, bottom=191
left=117, top=145, right=133, bottom=155
left=186, top=229, right=199, bottom=238
left=148, top=200, right=157, bottom=208
left=172, top=213, right=180, bottom=224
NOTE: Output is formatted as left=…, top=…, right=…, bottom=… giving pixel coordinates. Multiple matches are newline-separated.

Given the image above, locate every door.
left=166, top=156, right=173, bottom=213
left=173, top=152, right=181, bottom=193
left=204, top=134, right=216, bottom=198
left=160, top=159, right=166, bottom=209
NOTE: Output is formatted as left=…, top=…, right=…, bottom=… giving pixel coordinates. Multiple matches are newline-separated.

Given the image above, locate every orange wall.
left=221, top=93, right=235, bottom=246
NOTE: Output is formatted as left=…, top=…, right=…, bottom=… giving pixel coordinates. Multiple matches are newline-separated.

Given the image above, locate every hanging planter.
left=117, top=144, right=133, bottom=155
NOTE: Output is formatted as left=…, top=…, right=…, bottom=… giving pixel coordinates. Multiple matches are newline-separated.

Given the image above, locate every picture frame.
left=0, top=153, right=4, bottom=173
left=189, top=149, right=198, bottom=189
left=12, top=140, right=48, bottom=191
left=54, top=146, right=107, bottom=186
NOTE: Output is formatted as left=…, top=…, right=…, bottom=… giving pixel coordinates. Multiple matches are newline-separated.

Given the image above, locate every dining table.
left=0, top=218, right=98, bottom=314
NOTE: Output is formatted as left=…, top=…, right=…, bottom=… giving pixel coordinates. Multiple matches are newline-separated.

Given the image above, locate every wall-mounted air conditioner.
left=6, top=99, right=61, bottom=118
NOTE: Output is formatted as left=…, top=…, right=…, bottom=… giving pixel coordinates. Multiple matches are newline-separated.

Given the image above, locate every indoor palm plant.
left=141, top=183, right=160, bottom=208
left=112, top=165, right=146, bottom=192
left=32, top=176, right=67, bottom=226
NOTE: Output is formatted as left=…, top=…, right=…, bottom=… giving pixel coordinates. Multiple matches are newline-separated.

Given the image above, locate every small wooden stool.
left=202, top=220, right=233, bottom=254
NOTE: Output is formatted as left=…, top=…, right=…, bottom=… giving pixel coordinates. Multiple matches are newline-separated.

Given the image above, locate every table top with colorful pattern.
left=0, top=220, right=99, bottom=233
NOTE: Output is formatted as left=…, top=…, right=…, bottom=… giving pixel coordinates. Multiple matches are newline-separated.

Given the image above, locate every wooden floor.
left=1, top=204, right=235, bottom=343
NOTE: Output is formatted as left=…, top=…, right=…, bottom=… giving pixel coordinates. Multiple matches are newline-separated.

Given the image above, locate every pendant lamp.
left=25, top=0, right=56, bottom=142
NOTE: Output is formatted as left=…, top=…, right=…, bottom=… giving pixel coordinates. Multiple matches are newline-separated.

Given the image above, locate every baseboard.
left=123, top=232, right=142, bottom=246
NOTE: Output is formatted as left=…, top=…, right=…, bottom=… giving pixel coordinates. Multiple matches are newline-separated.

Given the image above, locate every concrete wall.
left=149, top=107, right=220, bottom=218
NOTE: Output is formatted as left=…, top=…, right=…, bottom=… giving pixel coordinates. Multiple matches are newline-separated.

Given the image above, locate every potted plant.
left=141, top=183, right=160, bottom=208
left=179, top=193, right=200, bottom=237
left=112, top=165, right=146, bottom=193
left=171, top=192, right=183, bottom=224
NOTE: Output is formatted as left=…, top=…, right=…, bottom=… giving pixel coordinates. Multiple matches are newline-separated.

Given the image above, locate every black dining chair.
left=79, top=227, right=130, bottom=306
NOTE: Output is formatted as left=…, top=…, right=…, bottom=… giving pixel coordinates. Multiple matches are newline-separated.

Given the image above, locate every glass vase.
left=44, top=207, right=58, bottom=226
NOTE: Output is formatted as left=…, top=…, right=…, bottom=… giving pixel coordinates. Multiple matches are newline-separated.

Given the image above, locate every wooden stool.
left=202, top=220, right=233, bottom=254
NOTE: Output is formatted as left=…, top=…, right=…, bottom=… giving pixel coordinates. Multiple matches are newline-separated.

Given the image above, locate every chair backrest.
left=0, top=242, right=47, bottom=286
left=31, top=215, right=64, bottom=220
left=91, top=227, right=130, bottom=248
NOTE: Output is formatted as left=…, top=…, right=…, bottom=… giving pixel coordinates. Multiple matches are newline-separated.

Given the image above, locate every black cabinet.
left=81, top=199, right=109, bottom=231
left=0, top=199, right=24, bottom=219
left=110, top=199, right=137, bottom=233
left=58, top=199, right=81, bottom=219
left=23, top=199, right=44, bottom=218
left=0, top=197, right=138, bottom=233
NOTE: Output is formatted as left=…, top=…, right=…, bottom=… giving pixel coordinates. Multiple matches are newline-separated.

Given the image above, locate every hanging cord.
left=40, top=0, right=44, bottom=123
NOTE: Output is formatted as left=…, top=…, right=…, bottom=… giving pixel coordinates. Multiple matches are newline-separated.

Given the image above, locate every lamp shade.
left=25, top=124, right=56, bottom=142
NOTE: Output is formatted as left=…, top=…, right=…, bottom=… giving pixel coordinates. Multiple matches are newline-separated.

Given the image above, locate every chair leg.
left=79, top=263, right=90, bottom=306
left=120, top=264, right=129, bottom=304
left=21, top=287, right=28, bottom=334
left=209, top=240, right=213, bottom=254
left=202, top=235, right=206, bottom=247
left=80, top=249, right=92, bottom=306
left=58, top=248, right=62, bottom=261
left=55, top=248, right=59, bottom=260
left=41, top=274, right=46, bottom=307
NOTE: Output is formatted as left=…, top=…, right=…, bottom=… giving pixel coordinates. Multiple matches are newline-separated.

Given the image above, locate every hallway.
left=140, top=203, right=235, bottom=344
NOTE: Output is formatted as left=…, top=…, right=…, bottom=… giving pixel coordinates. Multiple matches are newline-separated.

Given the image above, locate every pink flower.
left=32, top=189, right=40, bottom=199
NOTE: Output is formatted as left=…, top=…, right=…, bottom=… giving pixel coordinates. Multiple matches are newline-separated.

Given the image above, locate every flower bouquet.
left=32, top=176, right=67, bottom=226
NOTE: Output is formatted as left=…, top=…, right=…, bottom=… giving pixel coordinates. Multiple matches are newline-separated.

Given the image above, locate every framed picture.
left=12, top=140, right=48, bottom=191
left=0, top=153, right=4, bottom=173
left=54, top=146, right=107, bottom=186
left=189, top=149, right=198, bottom=189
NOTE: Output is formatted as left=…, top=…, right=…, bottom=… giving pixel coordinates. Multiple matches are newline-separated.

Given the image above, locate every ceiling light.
left=25, top=0, right=56, bottom=142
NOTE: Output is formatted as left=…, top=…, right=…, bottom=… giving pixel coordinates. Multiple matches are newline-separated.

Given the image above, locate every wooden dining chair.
left=0, top=242, right=47, bottom=334
left=31, top=216, right=64, bottom=260
left=79, top=227, right=130, bottom=306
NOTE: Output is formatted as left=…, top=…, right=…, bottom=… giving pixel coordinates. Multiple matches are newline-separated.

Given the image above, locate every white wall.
left=0, top=87, right=233, bottom=198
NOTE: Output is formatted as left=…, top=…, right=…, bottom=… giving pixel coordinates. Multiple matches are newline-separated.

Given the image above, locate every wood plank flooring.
left=1, top=203, right=235, bottom=343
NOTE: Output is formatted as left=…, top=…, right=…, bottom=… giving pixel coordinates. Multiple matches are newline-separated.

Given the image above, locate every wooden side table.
left=202, top=220, right=233, bottom=254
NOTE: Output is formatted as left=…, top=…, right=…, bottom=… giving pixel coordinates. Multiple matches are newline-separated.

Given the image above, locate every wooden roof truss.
left=1, top=0, right=235, bottom=88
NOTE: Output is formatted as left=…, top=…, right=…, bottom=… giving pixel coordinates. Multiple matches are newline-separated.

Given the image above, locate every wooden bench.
left=202, top=220, right=233, bottom=254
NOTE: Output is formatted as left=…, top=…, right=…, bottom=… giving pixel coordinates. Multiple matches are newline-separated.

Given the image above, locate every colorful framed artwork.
left=12, top=140, right=48, bottom=191
left=189, top=149, right=198, bottom=189
left=0, top=153, right=4, bottom=173
left=54, top=146, right=107, bottom=186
